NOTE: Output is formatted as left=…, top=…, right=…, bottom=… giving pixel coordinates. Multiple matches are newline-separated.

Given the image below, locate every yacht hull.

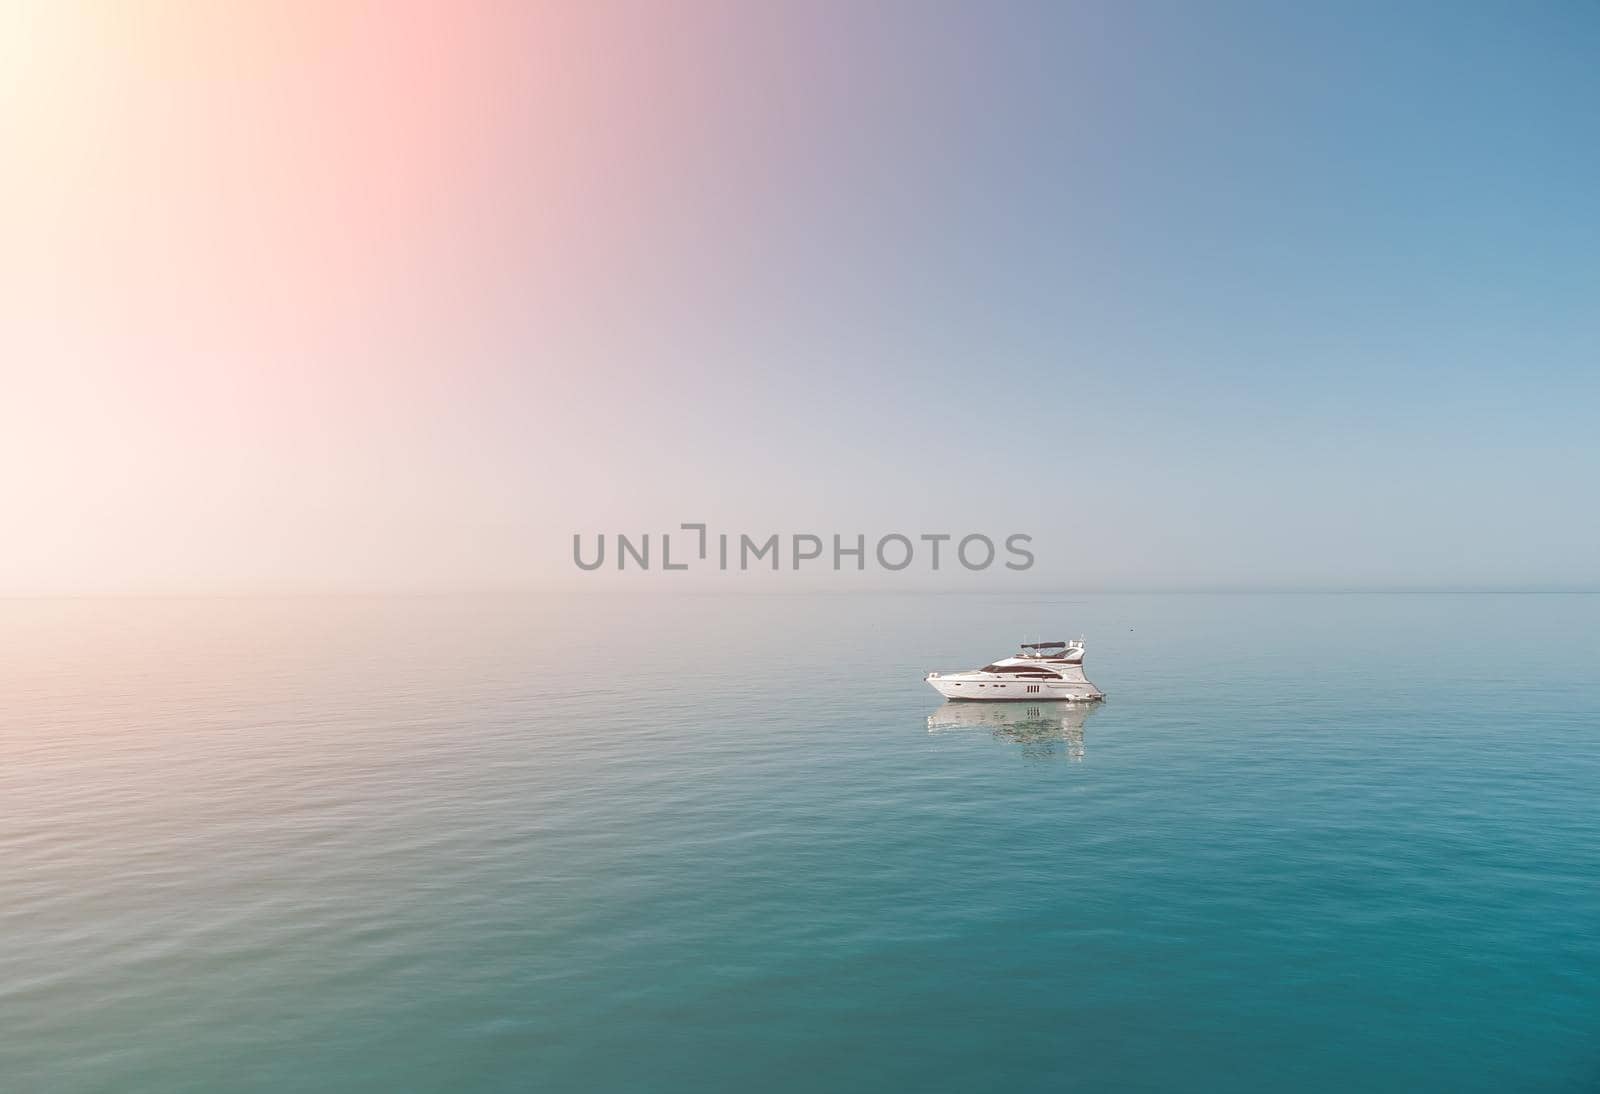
left=925, top=674, right=1102, bottom=702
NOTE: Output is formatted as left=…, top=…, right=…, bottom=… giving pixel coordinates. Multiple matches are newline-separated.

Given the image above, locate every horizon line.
left=3, top=587, right=1598, bottom=600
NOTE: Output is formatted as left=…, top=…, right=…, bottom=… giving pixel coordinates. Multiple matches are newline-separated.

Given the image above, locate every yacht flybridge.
left=925, top=640, right=1104, bottom=702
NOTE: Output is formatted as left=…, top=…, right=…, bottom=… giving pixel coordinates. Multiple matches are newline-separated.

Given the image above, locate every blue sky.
left=542, top=1, right=1600, bottom=590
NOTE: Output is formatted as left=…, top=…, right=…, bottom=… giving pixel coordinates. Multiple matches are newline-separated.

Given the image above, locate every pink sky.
left=2, top=4, right=691, bottom=591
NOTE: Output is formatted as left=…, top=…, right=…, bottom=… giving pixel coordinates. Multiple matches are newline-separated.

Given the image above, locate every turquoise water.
left=3, top=593, right=1598, bottom=1092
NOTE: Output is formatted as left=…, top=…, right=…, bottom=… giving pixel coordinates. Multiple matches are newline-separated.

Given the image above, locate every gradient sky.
left=3, top=1, right=1597, bottom=593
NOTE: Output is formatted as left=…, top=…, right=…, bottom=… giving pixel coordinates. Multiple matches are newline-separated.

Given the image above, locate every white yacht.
left=924, top=640, right=1104, bottom=702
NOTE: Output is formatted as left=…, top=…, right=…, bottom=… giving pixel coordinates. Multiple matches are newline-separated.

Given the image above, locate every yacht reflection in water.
left=927, top=701, right=1099, bottom=762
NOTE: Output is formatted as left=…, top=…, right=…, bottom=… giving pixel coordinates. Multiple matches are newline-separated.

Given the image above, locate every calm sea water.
left=3, top=592, right=1597, bottom=1092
